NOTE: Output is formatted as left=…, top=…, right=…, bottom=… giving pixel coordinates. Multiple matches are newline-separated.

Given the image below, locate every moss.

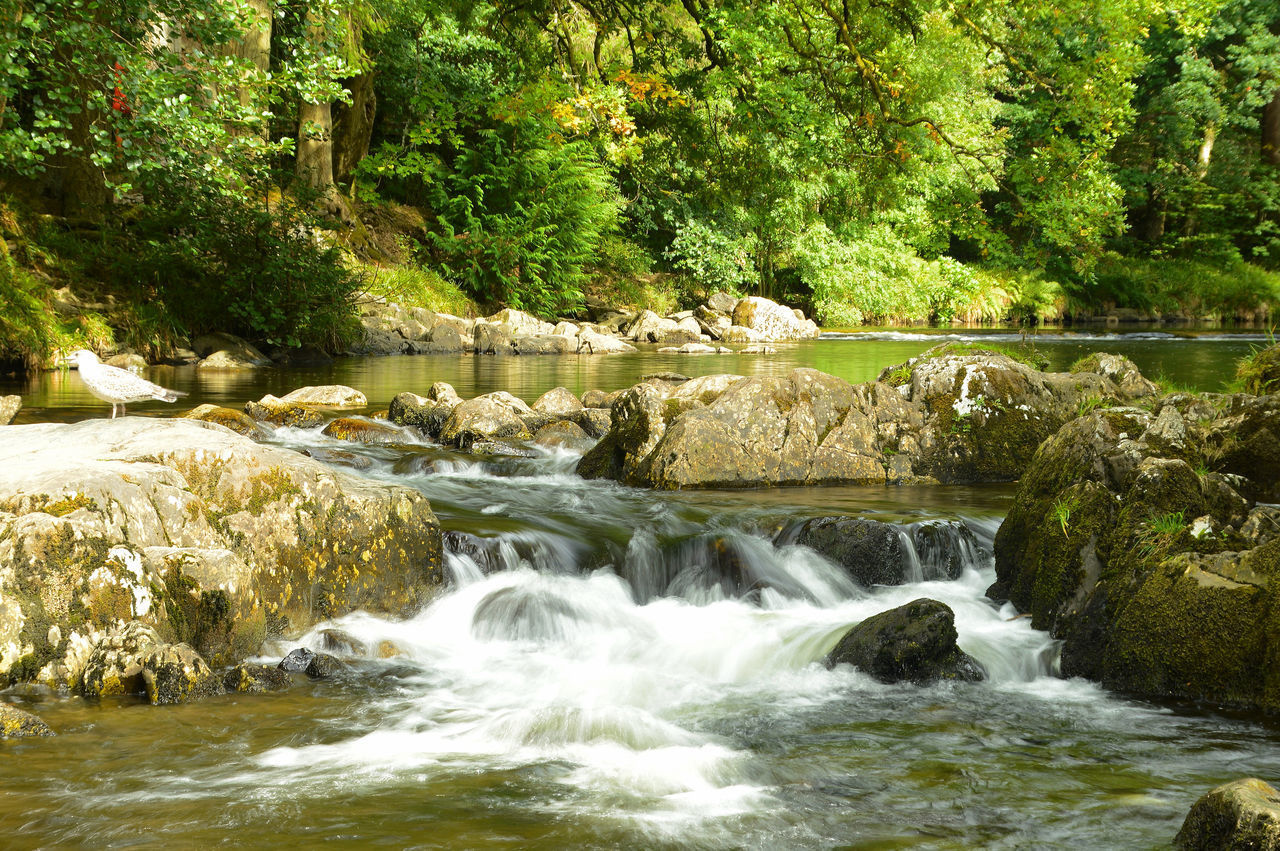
left=245, top=466, right=302, bottom=516
left=44, top=493, right=98, bottom=518
left=923, top=341, right=1049, bottom=371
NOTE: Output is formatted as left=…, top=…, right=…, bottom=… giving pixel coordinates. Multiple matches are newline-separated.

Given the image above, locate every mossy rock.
left=1175, top=778, right=1280, bottom=850
left=0, top=702, right=54, bottom=737
left=826, top=598, right=985, bottom=684
left=321, top=417, right=405, bottom=444
left=1236, top=343, right=1280, bottom=396
left=223, top=664, right=291, bottom=694
left=183, top=404, right=267, bottom=439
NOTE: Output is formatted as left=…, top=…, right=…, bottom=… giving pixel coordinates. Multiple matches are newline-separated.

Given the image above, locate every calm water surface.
left=1, top=327, right=1276, bottom=848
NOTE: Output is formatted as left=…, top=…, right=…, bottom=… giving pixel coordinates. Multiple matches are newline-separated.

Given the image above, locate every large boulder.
left=825, top=598, right=985, bottom=684
left=141, top=642, right=223, bottom=704
left=388, top=384, right=462, bottom=439
left=533, top=387, right=583, bottom=416
left=1175, top=778, right=1280, bottom=850
left=485, top=308, right=556, bottom=337
left=321, top=417, right=408, bottom=445
left=990, top=393, right=1280, bottom=711
left=793, top=517, right=908, bottom=586
left=0, top=418, right=443, bottom=690
left=627, top=310, right=680, bottom=343
left=578, top=330, right=636, bottom=354
left=731, top=296, right=820, bottom=341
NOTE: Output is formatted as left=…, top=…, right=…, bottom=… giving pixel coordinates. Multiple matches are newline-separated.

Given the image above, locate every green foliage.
left=362, top=263, right=477, bottom=316
left=73, top=188, right=363, bottom=351
left=664, top=220, right=753, bottom=295
left=1234, top=336, right=1280, bottom=395
left=1088, top=254, right=1280, bottom=317
left=1138, top=510, right=1188, bottom=558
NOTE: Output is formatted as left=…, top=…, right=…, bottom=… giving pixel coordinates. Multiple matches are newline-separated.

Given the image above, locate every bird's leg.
left=111, top=403, right=119, bottom=419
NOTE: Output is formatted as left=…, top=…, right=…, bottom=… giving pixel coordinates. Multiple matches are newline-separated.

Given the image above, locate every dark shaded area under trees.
left=1, top=0, right=1277, bottom=369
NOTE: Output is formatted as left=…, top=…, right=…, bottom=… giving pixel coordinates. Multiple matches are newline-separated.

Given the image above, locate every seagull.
left=70, top=349, right=187, bottom=418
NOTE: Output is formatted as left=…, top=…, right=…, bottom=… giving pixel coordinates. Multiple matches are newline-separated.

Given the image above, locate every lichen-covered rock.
left=80, top=621, right=162, bottom=698
left=473, top=321, right=513, bottom=355
left=183, top=404, right=268, bottom=439
left=321, top=417, right=407, bottom=445
left=485, top=308, right=555, bottom=337
left=705, top=291, right=739, bottom=314
left=278, top=385, right=367, bottom=408
left=1175, top=778, right=1280, bottom=850
left=223, top=663, right=291, bottom=694
left=141, top=642, right=223, bottom=704
left=990, top=393, right=1280, bottom=712
left=1, top=395, right=22, bottom=425
left=197, top=350, right=263, bottom=370
left=731, top=296, right=820, bottom=341
left=0, top=702, right=53, bottom=737
left=244, top=395, right=325, bottom=429
left=439, top=392, right=533, bottom=449
left=0, top=418, right=443, bottom=691
left=1070, top=352, right=1160, bottom=400
left=825, top=598, right=985, bottom=684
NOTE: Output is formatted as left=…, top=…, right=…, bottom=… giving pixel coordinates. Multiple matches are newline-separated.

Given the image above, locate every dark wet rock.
left=0, top=394, right=20, bottom=425
left=183, top=404, right=269, bottom=439
left=278, top=647, right=316, bottom=673
left=223, top=664, right=292, bottom=694
left=793, top=517, right=908, bottom=586
left=269, top=346, right=333, bottom=367
left=321, top=417, right=406, bottom=445
left=991, top=393, right=1280, bottom=712
left=319, top=629, right=367, bottom=656
left=304, top=652, right=347, bottom=679
left=81, top=622, right=162, bottom=698
left=578, top=408, right=612, bottom=439
left=244, top=395, right=325, bottom=428
left=0, top=702, right=54, bottom=737
left=826, top=598, right=985, bottom=684
left=141, top=643, right=224, bottom=704
left=1175, top=778, right=1280, bottom=850
left=300, top=447, right=375, bottom=471
left=641, top=372, right=691, bottom=383
left=388, top=390, right=458, bottom=439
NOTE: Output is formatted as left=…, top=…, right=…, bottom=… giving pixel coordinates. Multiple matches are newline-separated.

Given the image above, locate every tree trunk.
left=231, top=0, right=272, bottom=114
left=1195, top=121, right=1216, bottom=179
left=1263, top=89, right=1280, bottom=166
left=332, top=72, right=376, bottom=184
left=1141, top=184, right=1166, bottom=243
left=296, top=8, right=335, bottom=192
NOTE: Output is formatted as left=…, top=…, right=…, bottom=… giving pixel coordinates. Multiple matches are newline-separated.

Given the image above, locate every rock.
left=706, top=291, right=739, bottom=314
left=627, top=310, right=681, bottom=342
left=486, top=308, right=555, bottom=337
left=658, top=343, right=718, bottom=354
left=81, top=621, right=162, bottom=698
left=794, top=517, right=908, bottom=586
left=269, top=346, right=333, bottom=367
left=183, top=404, right=268, bottom=439
left=278, top=385, right=367, bottom=408
left=351, top=325, right=411, bottom=355
left=305, top=652, right=347, bottom=679
left=694, top=305, right=733, bottom=340
left=106, top=353, right=147, bottom=372
left=321, top=417, right=407, bottom=444
left=192, top=332, right=270, bottom=364
left=990, top=396, right=1280, bottom=711
left=512, top=334, right=575, bottom=355
left=0, top=418, right=443, bottom=690
left=278, top=647, right=316, bottom=673
left=578, top=408, right=612, bottom=438
left=581, top=389, right=609, bottom=408
left=427, top=323, right=464, bottom=352
left=720, top=325, right=765, bottom=343
left=223, top=663, right=292, bottom=694
left=826, top=598, right=985, bottom=684
left=469, top=440, right=538, bottom=457
left=740, top=344, right=777, bottom=355
left=0, top=702, right=53, bottom=737
left=0, top=395, right=21, bottom=425
left=244, top=395, right=325, bottom=429
left=578, top=330, right=636, bottom=354
left=376, top=640, right=404, bottom=658
left=388, top=391, right=458, bottom=439
left=473, top=322, right=513, bottom=355
left=534, top=420, right=594, bottom=452
left=141, top=642, right=223, bottom=704
left=1175, top=778, right=1280, bottom=850
left=439, top=392, right=533, bottom=449
left=197, top=350, right=263, bottom=370
left=301, top=447, right=374, bottom=472
left=533, top=387, right=583, bottom=416
left=319, top=628, right=366, bottom=656
left=731, top=296, right=820, bottom=341
left=1070, top=352, right=1159, bottom=400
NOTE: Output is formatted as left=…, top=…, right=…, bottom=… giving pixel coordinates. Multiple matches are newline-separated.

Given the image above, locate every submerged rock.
left=0, top=702, right=53, bottom=737
left=183, top=404, right=268, bottom=439
left=278, top=647, right=316, bottom=673
left=224, top=664, right=291, bottom=694
left=1175, top=778, right=1280, bottom=850
left=826, top=598, right=985, bottom=684
left=0, top=418, right=443, bottom=691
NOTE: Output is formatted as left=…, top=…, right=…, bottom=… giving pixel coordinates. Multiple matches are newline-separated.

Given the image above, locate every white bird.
left=70, top=349, right=187, bottom=418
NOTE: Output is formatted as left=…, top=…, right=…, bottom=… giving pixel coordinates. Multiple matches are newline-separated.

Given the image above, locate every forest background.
left=1, top=0, right=1278, bottom=367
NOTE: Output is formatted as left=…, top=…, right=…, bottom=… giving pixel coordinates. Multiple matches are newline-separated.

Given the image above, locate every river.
left=1, top=328, right=1277, bottom=848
